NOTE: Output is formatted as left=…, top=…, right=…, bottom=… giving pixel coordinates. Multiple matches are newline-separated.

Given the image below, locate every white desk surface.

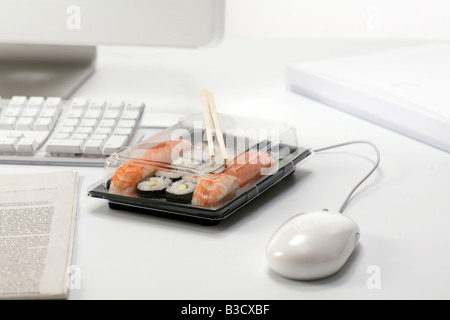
left=2, top=36, right=449, bottom=300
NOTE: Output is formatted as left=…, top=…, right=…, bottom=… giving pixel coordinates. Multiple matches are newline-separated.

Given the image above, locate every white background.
left=225, top=0, right=450, bottom=40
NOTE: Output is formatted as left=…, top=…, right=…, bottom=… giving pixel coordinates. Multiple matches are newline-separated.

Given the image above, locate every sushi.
left=109, top=140, right=276, bottom=208
left=110, top=162, right=156, bottom=195
left=171, top=156, right=202, bottom=169
left=182, top=174, right=205, bottom=183
left=142, top=139, right=193, bottom=165
left=137, top=177, right=172, bottom=198
left=155, top=169, right=185, bottom=181
left=165, top=180, right=197, bottom=203
left=192, top=174, right=238, bottom=206
left=223, top=150, right=276, bottom=187
left=109, top=139, right=192, bottom=196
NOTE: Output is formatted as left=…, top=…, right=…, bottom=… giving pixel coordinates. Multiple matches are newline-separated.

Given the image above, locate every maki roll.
left=182, top=174, right=207, bottom=183
left=155, top=169, right=185, bottom=182
left=171, top=156, right=202, bottom=169
left=165, top=180, right=197, bottom=203
left=137, top=177, right=172, bottom=198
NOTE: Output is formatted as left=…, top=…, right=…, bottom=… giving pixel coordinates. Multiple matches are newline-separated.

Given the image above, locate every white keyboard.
left=0, top=96, right=160, bottom=166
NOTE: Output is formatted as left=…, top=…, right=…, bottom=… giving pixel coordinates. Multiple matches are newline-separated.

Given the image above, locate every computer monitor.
left=0, top=0, right=225, bottom=98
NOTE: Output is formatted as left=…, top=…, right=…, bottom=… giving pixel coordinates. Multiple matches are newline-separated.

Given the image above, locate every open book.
left=0, top=171, right=78, bottom=300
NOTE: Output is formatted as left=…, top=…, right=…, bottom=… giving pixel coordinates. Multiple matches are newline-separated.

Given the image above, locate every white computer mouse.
left=266, top=211, right=360, bottom=280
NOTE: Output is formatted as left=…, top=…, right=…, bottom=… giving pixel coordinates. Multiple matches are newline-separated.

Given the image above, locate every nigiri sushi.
left=192, top=174, right=238, bottom=206
left=142, top=139, right=193, bottom=165
left=109, top=162, right=156, bottom=195
left=223, top=150, right=276, bottom=187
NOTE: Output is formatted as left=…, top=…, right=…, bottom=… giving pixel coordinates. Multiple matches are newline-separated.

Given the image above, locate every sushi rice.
left=137, top=177, right=172, bottom=198
left=165, top=180, right=197, bottom=203
left=155, top=169, right=185, bottom=181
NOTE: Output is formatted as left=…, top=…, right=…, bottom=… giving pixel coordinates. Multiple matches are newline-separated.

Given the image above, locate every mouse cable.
left=312, top=140, right=381, bottom=214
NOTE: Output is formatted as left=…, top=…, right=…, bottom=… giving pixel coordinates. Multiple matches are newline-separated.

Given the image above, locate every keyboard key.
left=0, top=137, right=19, bottom=152
left=27, top=97, right=45, bottom=108
left=71, top=133, right=89, bottom=142
left=121, top=111, right=140, bottom=120
left=34, top=118, right=54, bottom=131
left=117, top=120, right=136, bottom=128
left=90, top=134, right=108, bottom=141
left=44, top=97, right=62, bottom=109
left=40, top=108, right=59, bottom=119
left=84, top=110, right=103, bottom=119
left=9, top=96, right=27, bottom=108
left=80, top=119, right=98, bottom=128
left=5, top=132, right=23, bottom=139
left=113, top=128, right=133, bottom=138
left=125, top=101, right=145, bottom=112
left=94, top=127, right=112, bottom=136
left=63, top=119, right=79, bottom=127
left=103, top=110, right=121, bottom=119
left=107, top=100, right=124, bottom=111
left=46, top=139, right=84, bottom=154
left=71, top=98, right=88, bottom=110
left=0, top=117, right=16, bottom=130
left=89, top=99, right=106, bottom=110
left=23, top=131, right=50, bottom=145
left=84, top=139, right=105, bottom=155
left=16, top=117, right=35, bottom=130
left=16, top=137, right=39, bottom=153
left=102, top=135, right=129, bottom=155
left=22, top=108, right=41, bottom=118
left=56, top=126, right=75, bottom=134
left=98, top=119, right=116, bottom=128
left=3, top=107, right=22, bottom=118
left=76, top=127, right=94, bottom=135
left=52, top=133, right=71, bottom=140
left=67, top=109, right=85, bottom=119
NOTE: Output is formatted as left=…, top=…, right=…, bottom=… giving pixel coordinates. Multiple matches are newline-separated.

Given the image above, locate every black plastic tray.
left=88, top=147, right=312, bottom=225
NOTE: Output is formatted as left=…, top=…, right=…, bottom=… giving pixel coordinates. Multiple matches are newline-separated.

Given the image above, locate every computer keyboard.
left=0, top=96, right=160, bottom=166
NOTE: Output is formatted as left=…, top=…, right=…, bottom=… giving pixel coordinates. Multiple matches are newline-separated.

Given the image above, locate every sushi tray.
left=87, top=113, right=312, bottom=225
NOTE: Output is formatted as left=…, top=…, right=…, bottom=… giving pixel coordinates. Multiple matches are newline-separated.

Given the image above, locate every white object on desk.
left=286, top=43, right=450, bottom=153
left=266, top=211, right=360, bottom=281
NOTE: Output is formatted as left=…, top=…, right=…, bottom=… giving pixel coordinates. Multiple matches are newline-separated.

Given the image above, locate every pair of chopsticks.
left=199, top=89, right=228, bottom=164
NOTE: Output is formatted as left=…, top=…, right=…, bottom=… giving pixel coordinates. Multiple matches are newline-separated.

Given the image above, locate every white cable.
left=312, top=141, right=381, bottom=214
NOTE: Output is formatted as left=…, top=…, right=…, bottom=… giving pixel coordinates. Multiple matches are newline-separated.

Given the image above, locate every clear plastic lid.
left=94, top=113, right=305, bottom=213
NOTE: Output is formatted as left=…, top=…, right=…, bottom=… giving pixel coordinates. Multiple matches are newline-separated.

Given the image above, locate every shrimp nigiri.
left=142, top=139, right=193, bottom=165
left=223, top=150, right=276, bottom=187
left=109, top=162, right=155, bottom=195
left=192, top=174, right=238, bottom=206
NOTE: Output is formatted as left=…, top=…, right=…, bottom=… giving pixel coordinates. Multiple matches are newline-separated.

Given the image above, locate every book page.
left=0, top=171, right=78, bottom=300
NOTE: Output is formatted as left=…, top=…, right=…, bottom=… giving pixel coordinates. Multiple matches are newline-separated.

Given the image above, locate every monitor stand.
left=0, top=44, right=96, bottom=99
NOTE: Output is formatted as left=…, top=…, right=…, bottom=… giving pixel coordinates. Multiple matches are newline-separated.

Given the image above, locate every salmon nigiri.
left=109, top=162, right=155, bottom=195
left=142, top=139, right=193, bottom=165
left=223, top=150, right=276, bottom=187
left=192, top=174, right=238, bottom=206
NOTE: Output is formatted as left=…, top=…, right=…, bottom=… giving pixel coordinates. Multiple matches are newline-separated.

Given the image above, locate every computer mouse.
left=266, top=211, right=360, bottom=280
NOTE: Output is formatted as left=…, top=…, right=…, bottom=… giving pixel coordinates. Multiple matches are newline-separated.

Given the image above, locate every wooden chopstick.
left=207, top=91, right=228, bottom=164
left=200, top=89, right=215, bottom=161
